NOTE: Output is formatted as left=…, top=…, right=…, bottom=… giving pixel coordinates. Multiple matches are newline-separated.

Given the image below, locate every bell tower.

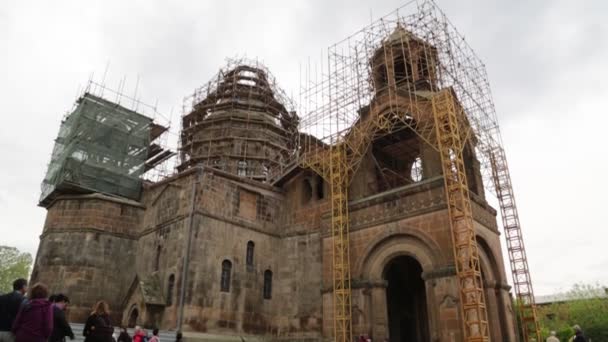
left=371, top=25, right=439, bottom=93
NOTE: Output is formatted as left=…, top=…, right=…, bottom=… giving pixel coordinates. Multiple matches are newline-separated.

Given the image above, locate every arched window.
left=154, top=245, right=161, bottom=271
left=263, top=270, right=273, bottom=299
left=246, top=241, right=255, bottom=269
left=410, top=156, right=423, bottom=182
left=302, top=179, right=312, bottom=204
left=166, top=274, right=175, bottom=306
left=237, top=161, right=247, bottom=176
left=221, top=260, right=232, bottom=292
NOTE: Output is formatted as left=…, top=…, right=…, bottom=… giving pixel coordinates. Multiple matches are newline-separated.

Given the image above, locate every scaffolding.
left=296, top=0, right=540, bottom=341
left=40, top=82, right=173, bottom=205
left=179, top=58, right=299, bottom=182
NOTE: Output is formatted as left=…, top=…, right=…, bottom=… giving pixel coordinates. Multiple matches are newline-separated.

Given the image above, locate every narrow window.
left=246, top=241, right=255, bottom=269
left=263, top=270, right=273, bottom=299
left=237, top=161, right=247, bottom=176
left=302, top=179, right=312, bottom=204
left=154, top=245, right=161, bottom=271
left=167, top=274, right=175, bottom=306
left=221, top=260, right=232, bottom=292
left=394, top=58, right=413, bottom=83
left=418, top=56, right=429, bottom=79
left=316, top=176, right=324, bottom=199
left=410, top=156, right=423, bottom=182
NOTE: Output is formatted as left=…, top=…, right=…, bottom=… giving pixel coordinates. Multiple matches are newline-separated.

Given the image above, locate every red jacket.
left=133, top=331, right=146, bottom=342
left=11, top=299, right=54, bottom=342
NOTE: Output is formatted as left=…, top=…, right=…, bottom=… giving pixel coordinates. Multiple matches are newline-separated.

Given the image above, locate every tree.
left=0, top=246, right=32, bottom=294
left=537, top=283, right=608, bottom=341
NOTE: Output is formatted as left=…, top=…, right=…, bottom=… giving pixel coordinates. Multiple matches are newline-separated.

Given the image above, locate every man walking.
left=49, top=294, right=74, bottom=342
left=0, top=279, right=28, bottom=342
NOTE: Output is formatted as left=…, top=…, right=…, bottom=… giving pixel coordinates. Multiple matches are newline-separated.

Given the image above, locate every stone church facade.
left=32, top=29, right=518, bottom=342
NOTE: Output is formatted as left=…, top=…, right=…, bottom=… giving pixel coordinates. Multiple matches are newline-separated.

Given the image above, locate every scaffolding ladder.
left=490, top=148, right=541, bottom=342
left=432, top=90, right=490, bottom=341
left=329, top=145, right=353, bottom=342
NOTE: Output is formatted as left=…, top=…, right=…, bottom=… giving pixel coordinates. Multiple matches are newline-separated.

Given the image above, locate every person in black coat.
left=116, top=327, right=131, bottom=342
left=83, top=301, right=113, bottom=342
left=573, top=325, right=588, bottom=342
left=49, top=294, right=74, bottom=342
left=0, top=278, right=28, bottom=339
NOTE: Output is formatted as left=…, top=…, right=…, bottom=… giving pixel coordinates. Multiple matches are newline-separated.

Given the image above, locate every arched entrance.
left=384, top=256, right=429, bottom=342
left=128, top=306, right=139, bottom=328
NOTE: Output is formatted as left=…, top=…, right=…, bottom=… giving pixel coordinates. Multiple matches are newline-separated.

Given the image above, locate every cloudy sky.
left=1, top=0, right=607, bottom=296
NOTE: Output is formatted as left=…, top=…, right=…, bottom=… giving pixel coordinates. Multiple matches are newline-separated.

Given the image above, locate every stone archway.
left=128, top=306, right=139, bottom=328
left=384, top=255, right=430, bottom=342
left=356, top=231, right=441, bottom=341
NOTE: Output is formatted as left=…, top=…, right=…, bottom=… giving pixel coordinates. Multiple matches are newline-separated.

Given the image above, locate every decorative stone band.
left=320, top=279, right=388, bottom=294
left=421, top=265, right=456, bottom=280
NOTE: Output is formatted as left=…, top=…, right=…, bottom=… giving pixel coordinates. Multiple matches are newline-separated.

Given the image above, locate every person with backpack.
left=83, top=301, right=113, bottom=342
left=10, top=283, right=54, bottom=342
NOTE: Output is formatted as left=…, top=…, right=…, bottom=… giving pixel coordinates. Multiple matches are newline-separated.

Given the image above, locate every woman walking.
left=83, top=301, right=114, bottom=342
left=11, top=283, right=54, bottom=342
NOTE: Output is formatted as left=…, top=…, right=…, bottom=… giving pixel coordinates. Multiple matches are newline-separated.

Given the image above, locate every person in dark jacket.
left=116, top=327, right=131, bottom=342
left=11, top=283, right=54, bottom=342
left=572, top=325, right=587, bottom=342
left=49, top=294, right=74, bottom=342
left=83, top=301, right=113, bottom=342
left=0, top=278, right=28, bottom=342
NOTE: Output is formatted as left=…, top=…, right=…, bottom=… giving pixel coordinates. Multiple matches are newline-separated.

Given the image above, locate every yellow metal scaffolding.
left=297, top=1, right=541, bottom=341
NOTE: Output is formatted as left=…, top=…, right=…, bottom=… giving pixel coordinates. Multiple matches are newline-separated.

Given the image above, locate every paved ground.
left=69, top=323, right=271, bottom=342
left=70, top=323, right=176, bottom=341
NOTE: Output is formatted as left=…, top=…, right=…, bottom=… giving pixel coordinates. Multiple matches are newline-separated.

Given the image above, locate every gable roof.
left=122, top=273, right=166, bottom=307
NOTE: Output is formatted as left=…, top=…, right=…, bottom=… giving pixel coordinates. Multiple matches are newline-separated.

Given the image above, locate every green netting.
left=40, top=93, right=152, bottom=204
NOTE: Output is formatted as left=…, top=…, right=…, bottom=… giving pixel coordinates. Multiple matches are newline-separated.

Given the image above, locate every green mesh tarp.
left=40, top=93, right=152, bottom=204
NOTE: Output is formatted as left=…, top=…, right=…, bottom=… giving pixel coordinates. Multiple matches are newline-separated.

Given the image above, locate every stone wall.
left=33, top=161, right=514, bottom=341
left=32, top=195, right=141, bottom=323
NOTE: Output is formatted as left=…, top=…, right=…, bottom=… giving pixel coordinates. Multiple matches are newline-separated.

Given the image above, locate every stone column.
left=421, top=143, right=442, bottom=179
left=484, top=279, right=501, bottom=342
left=423, top=267, right=462, bottom=342
left=497, top=284, right=518, bottom=342
left=369, top=281, right=389, bottom=341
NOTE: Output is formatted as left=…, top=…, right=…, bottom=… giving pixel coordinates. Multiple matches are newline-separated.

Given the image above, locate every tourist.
left=149, top=329, right=160, bottom=342
left=49, top=294, right=75, bottom=342
left=0, top=278, right=28, bottom=342
left=11, top=283, right=53, bottom=342
left=83, top=301, right=114, bottom=342
left=117, top=327, right=131, bottom=342
left=546, top=330, right=559, bottom=342
left=572, top=325, right=587, bottom=342
left=132, top=327, right=146, bottom=342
